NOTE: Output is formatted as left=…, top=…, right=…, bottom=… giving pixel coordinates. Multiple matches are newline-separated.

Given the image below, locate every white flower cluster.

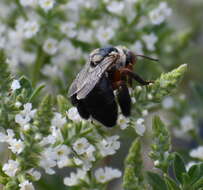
left=149, top=2, right=172, bottom=25
left=0, top=129, right=25, bottom=155
left=0, top=0, right=173, bottom=80
left=97, top=135, right=120, bottom=156
left=72, top=137, right=96, bottom=171
left=15, top=103, right=36, bottom=127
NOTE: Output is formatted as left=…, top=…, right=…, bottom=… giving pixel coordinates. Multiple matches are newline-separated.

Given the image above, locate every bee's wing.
left=68, top=56, right=115, bottom=100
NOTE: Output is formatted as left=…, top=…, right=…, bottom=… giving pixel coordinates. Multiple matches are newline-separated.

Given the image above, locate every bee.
left=68, top=46, right=158, bottom=127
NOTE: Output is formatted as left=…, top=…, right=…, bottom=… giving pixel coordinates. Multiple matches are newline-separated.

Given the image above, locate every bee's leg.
left=70, top=94, right=90, bottom=119
left=117, top=82, right=131, bottom=117
left=120, top=68, right=153, bottom=85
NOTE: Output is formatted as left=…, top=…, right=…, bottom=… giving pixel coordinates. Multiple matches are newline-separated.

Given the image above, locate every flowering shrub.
left=0, top=0, right=202, bottom=190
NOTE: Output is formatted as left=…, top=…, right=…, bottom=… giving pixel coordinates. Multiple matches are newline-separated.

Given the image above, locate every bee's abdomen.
left=83, top=75, right=118, bottom=127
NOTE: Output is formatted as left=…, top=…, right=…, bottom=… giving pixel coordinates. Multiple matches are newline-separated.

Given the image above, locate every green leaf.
left=173, top=153, right=186, bottom=184
left=123, top=138, right=144, bottom=190
left=164, top=176, right=181, bottom=190
left=29, top=84, right=45, bottom=102
left=193, top=177, right=203, bottom=189
left=188, top=164, right=201, bottom=185
left=147, top=172, right=167, bottom=190
left=0, top=50, right=11, bottom=93
left=34, top=94, right=53, bottom=135
left=16, top=76, right=33, bottom=97
left=57, top=95, right=70, bottom=115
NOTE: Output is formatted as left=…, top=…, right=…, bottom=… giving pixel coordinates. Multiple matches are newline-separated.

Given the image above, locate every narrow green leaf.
left=57, top=95, right=70, bottom=115
left=147, top=172, right=167, bottom=190
left=193, top=177, right=203, bottom=189
left=34, top=94, right=53, bottom=135
left=173, top=153, right=186, bottom=184
left=188, top=164, right=201, bottom=185
left=29, top=84, right=45, bottom=102
left=164, top=176, right=181, bottom=190
left=123, top=138, right=144, bottom=190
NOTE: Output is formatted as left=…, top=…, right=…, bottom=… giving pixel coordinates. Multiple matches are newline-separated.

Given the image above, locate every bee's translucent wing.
left=68, top=56, right=116, bottom=100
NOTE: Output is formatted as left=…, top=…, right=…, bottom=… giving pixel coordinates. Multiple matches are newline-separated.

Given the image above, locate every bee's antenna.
left=136, top=54, right=159, bottom=62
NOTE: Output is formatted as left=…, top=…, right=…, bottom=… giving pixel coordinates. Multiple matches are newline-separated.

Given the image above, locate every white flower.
left=95, top=27, right=115, bottom=45
left=142, top=33, right=158, bottom=51
left=64, top=172, right=79, bottom=186
left=77, top=29, right=94, bottom=43
left=106, top=1, right=124, bottom=15
left=54, top=145, right=71, bottom=163
left=147, top=93, right=153, bottom=100
left=117, top=115, right=130, bottom=130
left=95, top=167, right=121, bottom=183
left=97, top=135, right=120, bottom=156
left=2, top=159, right=19, bottom=177
left=50, top=126, right=64, bottom=142
left=142, top=109, right=148, bottom=117
left=15, top=101, right=22, bottom=108
left=135, top=118, right=146, bottom=136
left=40, top=135, right=56, bottom=146
left=43, top=38, right=58, bottom=55
left=0, top=129, right=15, bottom=143
left=149, top=2, right=172, bottom=25
left=19, top=180, right=35, bottom=190
left=23, top=20, right=39, bottom=39
left=39, top=0, right=55, bottom=11
left=60, top=22, right=77, bottom=38
left=64, top=169, right=87, bottom=186
left=41, top=65, right=62, bottom=78
left=11, top=80, right=21, bottom=91
left=180, top=115, right=194, bottom=132
left=8, top=139, right=25, bottom=154
left=190, top=146, right=203, bottom=160
left=131, top=41, right=143, bottom=55
left=131, top=97, right=136, bottom=104
left=135, top=86, right=142, bottom=92
left=20, top=0, right=36, bottom=7
left=21, top=124, right=31, bottom=132
left=15, top=103, right=36, bottom=127
left=73, top=137, right=90, bottom=155
left=154, top=160, right=160, bottom=166
left=81, top=145, right=96, bottom=162
left=27, top=169, right=41, bottom=181
left=39, top=147, right=57, bottom=174
left=66, top=107, right=82, bottom=122
left=51, top=112, right=66, bottom=128
left=57, top=156, right=72, bottom=168
left=162, top=96, right=174, bottom=109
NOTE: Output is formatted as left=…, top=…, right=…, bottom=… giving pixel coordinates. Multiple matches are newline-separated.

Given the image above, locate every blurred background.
left=0, top=0, right=203, bottom=189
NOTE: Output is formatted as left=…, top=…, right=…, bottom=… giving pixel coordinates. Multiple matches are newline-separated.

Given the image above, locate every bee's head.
left=114, top=46, right=134, bottom=67
left=89, top=46, right=119, bottom=67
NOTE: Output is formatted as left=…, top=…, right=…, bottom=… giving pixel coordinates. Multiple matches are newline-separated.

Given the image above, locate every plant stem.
left=32, top=46, right=44, bottom=87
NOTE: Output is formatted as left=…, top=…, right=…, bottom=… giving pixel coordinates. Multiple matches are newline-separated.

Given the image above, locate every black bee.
left=68, top=46, right=157, bottom=127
